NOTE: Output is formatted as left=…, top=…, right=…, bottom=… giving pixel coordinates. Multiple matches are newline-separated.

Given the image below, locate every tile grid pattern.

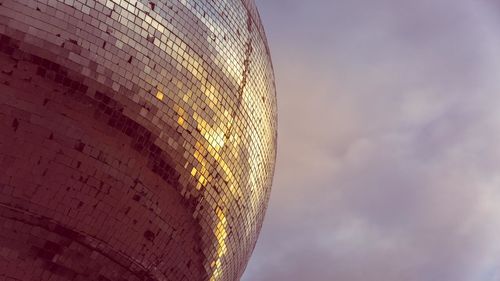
left=0, top=0, right=276, bottom=280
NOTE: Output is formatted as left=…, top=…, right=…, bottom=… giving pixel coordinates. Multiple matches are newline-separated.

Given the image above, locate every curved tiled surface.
left=0, top=0, right=276, bottom=280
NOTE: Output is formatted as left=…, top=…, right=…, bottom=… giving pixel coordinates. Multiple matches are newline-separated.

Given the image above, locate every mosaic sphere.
left=0, top=1, right=276, bottom=281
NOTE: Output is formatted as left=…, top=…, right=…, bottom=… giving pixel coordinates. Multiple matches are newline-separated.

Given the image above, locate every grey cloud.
left=243, top=0, right=500, bottom=281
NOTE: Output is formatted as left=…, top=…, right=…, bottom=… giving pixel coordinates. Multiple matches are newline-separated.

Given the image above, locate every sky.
left=242, top=1, right=500, bottom=280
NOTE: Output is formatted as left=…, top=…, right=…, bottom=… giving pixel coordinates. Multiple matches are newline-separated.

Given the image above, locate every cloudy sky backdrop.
left=242, top=1, right=500, bottom=280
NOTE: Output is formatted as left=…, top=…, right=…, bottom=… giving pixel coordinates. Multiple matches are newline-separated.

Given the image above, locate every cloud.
left=243, top=1, right=500, bottom=280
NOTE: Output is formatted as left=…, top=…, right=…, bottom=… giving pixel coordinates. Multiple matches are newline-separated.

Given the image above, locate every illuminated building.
left=0, top=0, right=276, bottom=280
